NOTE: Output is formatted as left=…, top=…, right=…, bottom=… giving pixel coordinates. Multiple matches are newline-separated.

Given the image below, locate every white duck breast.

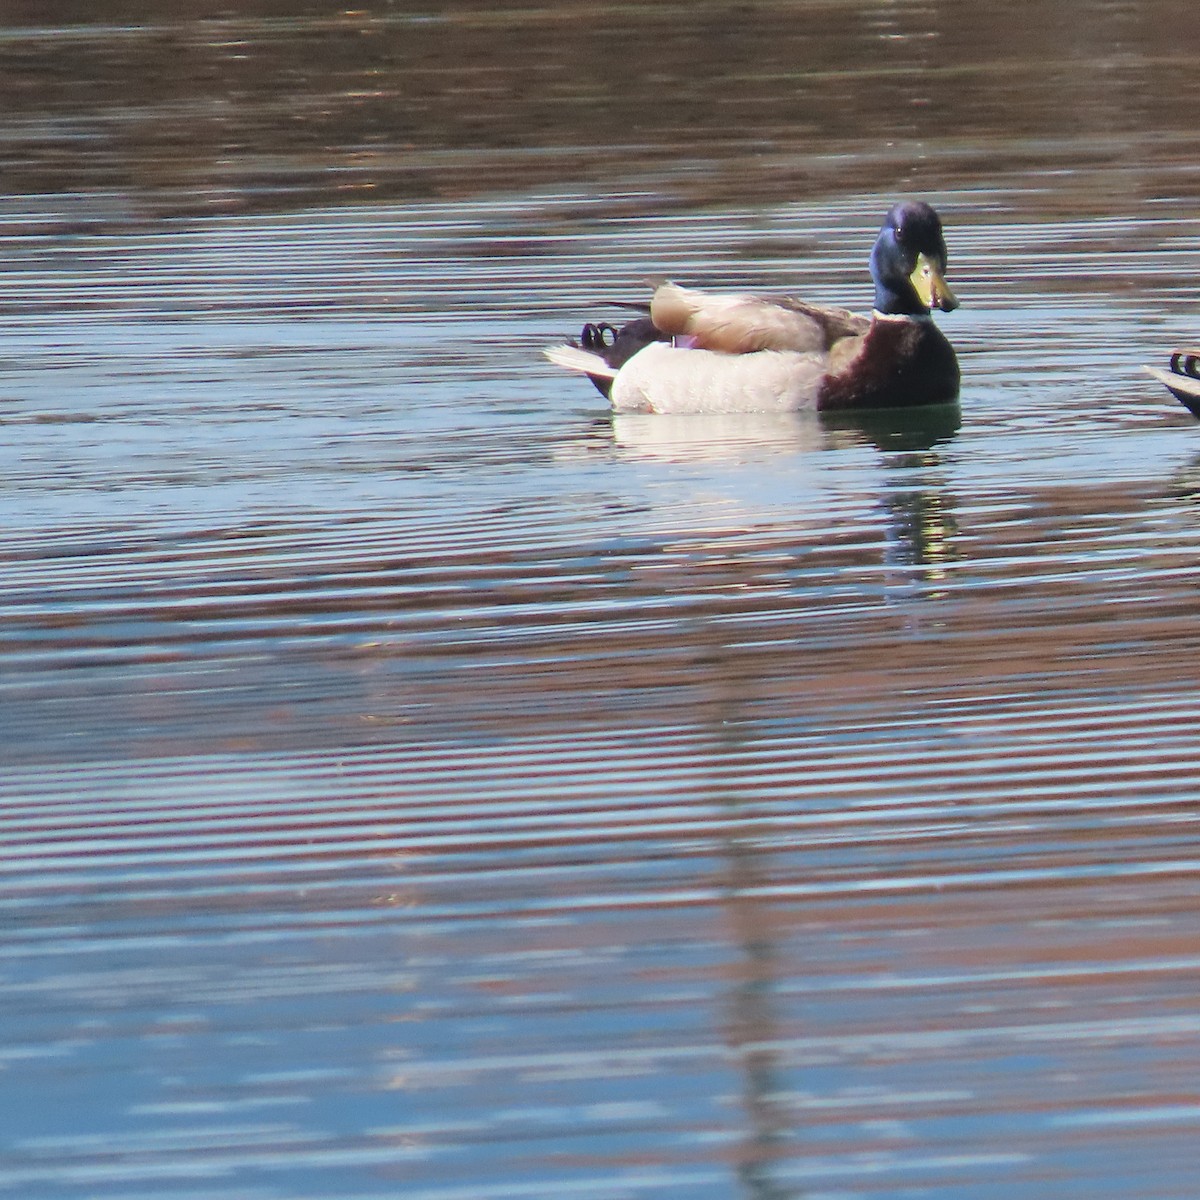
left=611, top=342, right=828, bottom=414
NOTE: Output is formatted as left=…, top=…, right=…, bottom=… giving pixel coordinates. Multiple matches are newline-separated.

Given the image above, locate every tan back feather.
left=650, top=283, right=861, bottom=355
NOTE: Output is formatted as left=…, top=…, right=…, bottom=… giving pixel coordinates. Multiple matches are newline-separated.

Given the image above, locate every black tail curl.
left=571, top=317, right=669, bottom=398
left=1170, top=350, right=1200, bottom=381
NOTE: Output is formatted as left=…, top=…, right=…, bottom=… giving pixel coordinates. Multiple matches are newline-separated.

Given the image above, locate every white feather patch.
left=1145, top=365, right=1200, bottom=410
left=543, top=344, right=617, bottom=378
left=610, top=342, right=827, bottom=414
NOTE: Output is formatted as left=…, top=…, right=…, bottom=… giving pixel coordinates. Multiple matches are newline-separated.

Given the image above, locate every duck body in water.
left=544, top=200, right=960, bottom=414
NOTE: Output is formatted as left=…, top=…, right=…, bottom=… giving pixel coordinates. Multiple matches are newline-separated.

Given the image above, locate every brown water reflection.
left=4, top=0, right=1200, bottom=223
left=4, top=2, right=1200, bottom=1198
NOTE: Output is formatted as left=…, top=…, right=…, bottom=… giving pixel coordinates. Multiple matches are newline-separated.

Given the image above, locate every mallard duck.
left=544, top=200, right=960, bottom=414
left=1145, top=350, right=1200, bottom=417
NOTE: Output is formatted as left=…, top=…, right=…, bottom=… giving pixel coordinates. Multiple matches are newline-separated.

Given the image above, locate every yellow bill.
left=910, top=252, right=959, bottom=312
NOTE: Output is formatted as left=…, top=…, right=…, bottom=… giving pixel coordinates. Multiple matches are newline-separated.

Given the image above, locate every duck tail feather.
left=543, top=344, right=619, bottom=379
left=1145, top=365, right=1200, bottom=418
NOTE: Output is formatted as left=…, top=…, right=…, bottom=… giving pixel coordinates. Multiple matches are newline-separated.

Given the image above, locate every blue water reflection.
left=5, top=3, right=1200, bottom=1197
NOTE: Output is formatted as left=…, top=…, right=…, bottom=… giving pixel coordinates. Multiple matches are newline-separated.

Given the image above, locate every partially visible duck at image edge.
left=1145, top=350, right=1200, bottom=417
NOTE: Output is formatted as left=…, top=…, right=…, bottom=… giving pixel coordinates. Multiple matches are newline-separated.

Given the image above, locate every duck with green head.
left=544, top=200, right=961, bottom=413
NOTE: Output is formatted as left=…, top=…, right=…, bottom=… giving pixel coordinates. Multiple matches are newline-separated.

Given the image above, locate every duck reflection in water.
left=600, top=404, right=960, bottom=461
left=592, top=404, right=962, bottom=604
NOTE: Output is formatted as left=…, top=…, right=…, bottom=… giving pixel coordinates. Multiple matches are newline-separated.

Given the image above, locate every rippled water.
left=5, top=3, right=1200, bottom=1198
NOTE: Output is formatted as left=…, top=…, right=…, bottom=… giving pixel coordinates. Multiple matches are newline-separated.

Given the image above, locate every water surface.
left=3, top=3, right=1200, bottom=1198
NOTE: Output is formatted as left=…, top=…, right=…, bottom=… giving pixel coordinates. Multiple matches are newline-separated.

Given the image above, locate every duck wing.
left=650, top=282, right=869, bottom=355
left=770, top=296, right=871, bottom=345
